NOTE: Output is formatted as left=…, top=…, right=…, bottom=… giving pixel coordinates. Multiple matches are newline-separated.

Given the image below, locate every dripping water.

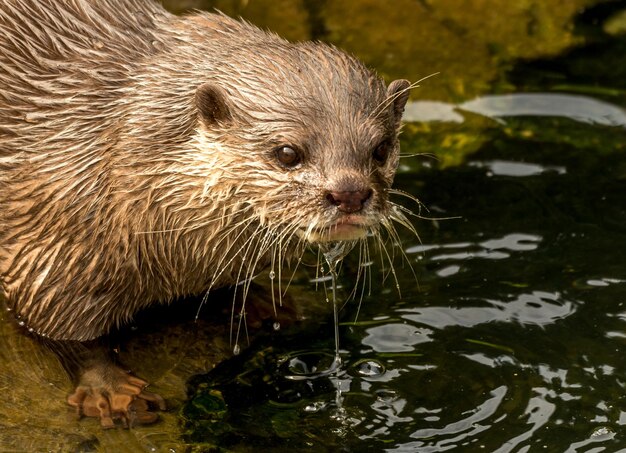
left=319, top=240, right=357, bottom=418
left=319, top=240, right=357, bottom=366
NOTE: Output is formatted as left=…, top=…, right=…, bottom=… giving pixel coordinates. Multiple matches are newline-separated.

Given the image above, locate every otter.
left=0, top=0, right=412, bottom=427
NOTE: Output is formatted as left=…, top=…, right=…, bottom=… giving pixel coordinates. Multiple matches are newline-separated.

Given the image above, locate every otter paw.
left=67, top=365, right=166, bottom=429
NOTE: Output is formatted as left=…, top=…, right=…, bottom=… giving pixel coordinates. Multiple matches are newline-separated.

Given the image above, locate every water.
left=182, top=108, right=626, bottom=450
left=181, top=1, right=626, bottom=448
left=2, top=1, right=626, bottom=451
left=320, top=240, right=358, bottom=365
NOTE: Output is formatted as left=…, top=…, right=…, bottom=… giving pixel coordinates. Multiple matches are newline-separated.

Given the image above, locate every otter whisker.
left=269, top=236, right=279, bottom=315
left=216, top=220, right=263, bottom=288
left=195, top=286, right=212, bottom=322
left=389, top=201, right=424, bottom=222
left=399, top=152, right=439, bottom=160
left=232, top=296, right=250, bottom=354
left=273, top=222, right=305, bottom=297
left=381, top=217, right=419, bottom=288
left=233, top=221, right=287, bottom=328
left=372, top=228, right=403, bottom=298
left=388, top=204, right=421, bottom=239
left=346, top=237, right=367, bottom=302
left=364, top=237, right=373, bottom=299
left=281, top=249, right=304, bottom=298
left=351, top=238, right=372, bottom=322
left=371, top=228, right=389, bottom=286
left=390, top=198, right=460, bottom=223
left=275, top=222, right=305, bottom=300
left=388, top=188, right=425, bottom=211
left=209, top=217, right=260, bottom=289
left=365, top=237, right=373, bottom=296
left=229, top=224, right=269, bottom=346
left=234, top=224, right=299, bottom=336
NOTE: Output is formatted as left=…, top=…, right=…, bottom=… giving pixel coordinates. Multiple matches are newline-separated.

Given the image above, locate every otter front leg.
left=67, top=360, right=166, bottom=429
left=50, top=340, right=166, bottom=428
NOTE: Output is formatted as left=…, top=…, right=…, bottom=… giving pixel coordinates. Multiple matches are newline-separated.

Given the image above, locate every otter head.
left=192, top=43, right=411, bottom=251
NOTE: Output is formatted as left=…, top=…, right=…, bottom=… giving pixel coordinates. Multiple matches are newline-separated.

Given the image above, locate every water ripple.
left=402, top=291, right=574, bottom=328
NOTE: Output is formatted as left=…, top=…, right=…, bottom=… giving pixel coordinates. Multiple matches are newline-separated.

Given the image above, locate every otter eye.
left=373, top=141, right=390, bottom=165
left=275, top=145, right=301, bottom=168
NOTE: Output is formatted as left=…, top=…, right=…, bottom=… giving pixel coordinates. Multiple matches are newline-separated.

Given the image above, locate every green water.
left=2, top=0, right=626, bottom=451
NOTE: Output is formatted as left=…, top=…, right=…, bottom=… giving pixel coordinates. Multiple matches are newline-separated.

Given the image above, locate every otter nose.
left=325, top=189, right=373, bottom=213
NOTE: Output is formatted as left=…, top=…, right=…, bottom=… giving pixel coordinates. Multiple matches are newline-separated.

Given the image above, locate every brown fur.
left=0, top=0, right=411, bottom=341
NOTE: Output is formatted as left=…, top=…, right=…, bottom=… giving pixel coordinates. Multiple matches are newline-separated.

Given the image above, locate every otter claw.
left=67, top=365, right=165, bottom=428
left=139, top=389, right=167, bottom=410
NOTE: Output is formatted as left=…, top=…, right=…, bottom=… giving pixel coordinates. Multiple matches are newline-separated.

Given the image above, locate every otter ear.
left=195, top=83, right=232, bottom=126
left=387, top=79, right=411, bottom=127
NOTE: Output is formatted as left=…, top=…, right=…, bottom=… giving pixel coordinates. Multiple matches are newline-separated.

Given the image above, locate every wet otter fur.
left=0, top=0, right=412, bottom=427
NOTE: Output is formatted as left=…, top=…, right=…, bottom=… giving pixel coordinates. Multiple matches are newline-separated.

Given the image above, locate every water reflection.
left=461, top=93, right=626, bottom=127
left=468, top=160, right=567, bottom=177
left=402, top=291, right=575, bottom=329
left=361, top=323, right=433, bottom=352
left=403, top=92, right=626, bottom=127
left=394, top=386, right=507, bottom=452
left=406, top=233, right=543, bottom=261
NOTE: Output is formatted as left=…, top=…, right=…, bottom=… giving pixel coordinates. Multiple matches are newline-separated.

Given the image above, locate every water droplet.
left=332, top=355, right=342, bottom=369
left=273, top=321, right=280, bottom=331
left=591, top=426, right=614, bottom=438
left=303, top=401, right=326, bottom=413
left=232, top=344, right=241, bottom=355
left=375, top=389, right=398, bottom=403
left=288, top=357, right=313, bottom=375
left=269, top=270, right=275, bottom=280
left=18, top=321, right=25, bottom=326
left=27, top=327, right=34, bottom=333
left=354, top=359, right=385, bottom=377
